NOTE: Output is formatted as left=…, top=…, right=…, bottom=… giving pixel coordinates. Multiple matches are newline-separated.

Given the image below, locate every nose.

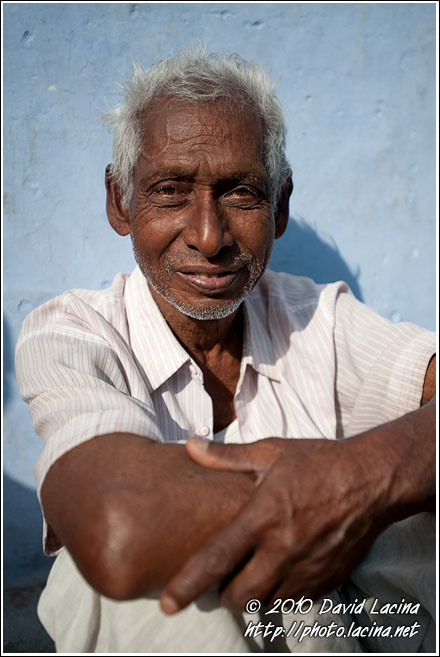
left=183, top=192, right=233, bottom=257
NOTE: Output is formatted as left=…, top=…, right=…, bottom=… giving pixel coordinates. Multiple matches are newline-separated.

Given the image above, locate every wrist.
left=347, top=401, right=435, bottom=530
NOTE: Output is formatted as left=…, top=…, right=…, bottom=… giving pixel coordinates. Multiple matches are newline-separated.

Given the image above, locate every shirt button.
left=199, top=426, right=210, bottom=437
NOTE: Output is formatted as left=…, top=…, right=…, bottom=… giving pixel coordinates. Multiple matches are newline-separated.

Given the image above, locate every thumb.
left=185, top=437, right=277, bottom=474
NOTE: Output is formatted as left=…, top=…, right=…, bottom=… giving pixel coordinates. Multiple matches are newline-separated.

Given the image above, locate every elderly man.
left=16, top=49, right=435, bottom=653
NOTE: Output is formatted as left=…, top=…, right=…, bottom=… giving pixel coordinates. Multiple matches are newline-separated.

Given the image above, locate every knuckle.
left=275, top=526, right=296, bottom=553
left=256, top=495, right=293, bottom=533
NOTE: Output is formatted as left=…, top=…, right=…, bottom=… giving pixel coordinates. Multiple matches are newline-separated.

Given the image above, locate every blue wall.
left=3, top=2, right=436, bottom=594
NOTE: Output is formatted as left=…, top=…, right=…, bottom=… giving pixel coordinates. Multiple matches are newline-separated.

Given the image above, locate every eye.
left=224, top=186, right=262, bottom=208
left=155, top=184, right=178, bottom=195
left=151, top=183, right=188, bottom=206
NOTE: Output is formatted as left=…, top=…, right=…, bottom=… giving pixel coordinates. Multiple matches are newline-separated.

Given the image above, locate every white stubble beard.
left=132, top=240, right=270, bottom=321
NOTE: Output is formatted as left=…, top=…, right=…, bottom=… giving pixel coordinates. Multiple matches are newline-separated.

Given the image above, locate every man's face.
left=126, top=97, right=279, bottom=323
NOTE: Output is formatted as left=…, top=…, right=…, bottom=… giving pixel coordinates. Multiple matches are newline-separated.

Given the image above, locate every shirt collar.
left=242, top=278, right=283, bottom=383
left=125, top=266, right=191, bottom=392
left=125, top=267, right=282, bottom=391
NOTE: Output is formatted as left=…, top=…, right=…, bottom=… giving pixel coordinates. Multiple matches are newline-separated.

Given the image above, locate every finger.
left=219, top=539, right=287, bottom=612
left=273, top=564, right=338, bottom=603
left=160, top=505, right=256, bottom=614
left=186, top=437, right=280, bottom=474
left=223, top=545, right=334, bottom=611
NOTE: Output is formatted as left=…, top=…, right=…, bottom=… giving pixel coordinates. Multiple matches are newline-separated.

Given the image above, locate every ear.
left=105, top=164, right=131, bottom=236
left=274, top=176, right=293, bottom=239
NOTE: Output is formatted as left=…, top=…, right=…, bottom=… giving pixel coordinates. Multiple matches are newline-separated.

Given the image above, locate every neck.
left=149, top=285, right=244, bottom=363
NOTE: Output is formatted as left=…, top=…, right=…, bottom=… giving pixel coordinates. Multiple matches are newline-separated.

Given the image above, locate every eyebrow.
left=138, top=168, right=269, bottom=191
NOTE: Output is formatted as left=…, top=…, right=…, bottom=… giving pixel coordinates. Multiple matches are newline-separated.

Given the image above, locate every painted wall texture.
left=3, top=0, right=436, bottom=616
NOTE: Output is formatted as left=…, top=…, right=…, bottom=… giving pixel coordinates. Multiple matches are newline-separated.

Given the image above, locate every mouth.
left=177, top=268, right=243, bottom=292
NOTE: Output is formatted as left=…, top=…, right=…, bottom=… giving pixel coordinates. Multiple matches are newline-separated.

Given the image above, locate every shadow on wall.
left=3, top=314, right=14, bottom=409
left=272, top=217, right=364, bottom=302
left=3, top=475, right=54, bottom=589
left=3, top=475, right=56, bottom=652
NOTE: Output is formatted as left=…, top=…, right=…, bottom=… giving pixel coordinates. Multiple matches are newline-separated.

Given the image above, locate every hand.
left=160, top=434, right=391, bottom=614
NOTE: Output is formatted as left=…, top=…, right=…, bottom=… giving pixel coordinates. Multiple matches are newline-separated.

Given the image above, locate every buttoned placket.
left=230, top=304, right=254, bottom=443
left=188, top=360, right=214, bottom=440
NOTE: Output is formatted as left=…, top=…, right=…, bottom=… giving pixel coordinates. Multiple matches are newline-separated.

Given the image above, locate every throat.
left=150, top=281, right=244, bottom=356
left=194, top=338, right=243, bottom=435
left=156, top=294, right=245, bottom=433
left=207, top=376, right=238, bottom=434
left=214, top=412, right=237, bottom=435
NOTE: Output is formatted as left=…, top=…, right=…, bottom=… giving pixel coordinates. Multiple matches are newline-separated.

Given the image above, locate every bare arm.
left=161, top=356, right=436, bottom=614
left=41, top=356, right=435, bottom=605
left=40, top=433, right=255, bottom=600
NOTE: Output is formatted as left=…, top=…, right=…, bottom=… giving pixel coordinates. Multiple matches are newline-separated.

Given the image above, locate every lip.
left=177, top=269, right=242, bottom=292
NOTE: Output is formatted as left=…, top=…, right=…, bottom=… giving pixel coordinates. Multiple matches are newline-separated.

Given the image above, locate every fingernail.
left=190, top=437, right=210, bottom=451
left=160, top=594, right=180, bottom=615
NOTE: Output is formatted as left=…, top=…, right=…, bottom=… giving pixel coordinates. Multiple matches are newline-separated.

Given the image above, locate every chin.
left=157, top=289, right=245, bottom=321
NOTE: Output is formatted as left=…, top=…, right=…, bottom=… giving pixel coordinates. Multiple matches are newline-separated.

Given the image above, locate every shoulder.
left=252, top=269, right=350, bottom=319
left=15, top=270, right=146, bottom=408
left=16, top=271, right=132, bottom=348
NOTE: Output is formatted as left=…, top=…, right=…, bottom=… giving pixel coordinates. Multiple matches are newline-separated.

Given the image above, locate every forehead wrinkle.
left=139, top=130, right=232, bottom=164
left=141, top=99, right=261, bottom=149
left=136, top=99, right=266, bottom=187
left=146, top=122, right=235, bottom=154
left=167, top=117, right=232, bottom=145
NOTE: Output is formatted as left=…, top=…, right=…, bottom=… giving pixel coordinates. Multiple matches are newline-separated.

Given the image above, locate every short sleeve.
left=15, top=290, right=163, bottom=554
left=333, top=287, right=435, bottom=437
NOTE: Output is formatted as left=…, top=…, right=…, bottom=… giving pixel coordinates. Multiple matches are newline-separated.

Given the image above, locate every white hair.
left=103, top=46, right=292, bottom=207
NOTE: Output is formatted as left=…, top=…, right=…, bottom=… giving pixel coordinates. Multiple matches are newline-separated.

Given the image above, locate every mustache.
left=163, top=252, right=255, bottom=273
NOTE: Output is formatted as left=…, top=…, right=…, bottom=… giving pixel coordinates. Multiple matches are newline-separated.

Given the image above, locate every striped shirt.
left=15, top=266, right=435, bottom=556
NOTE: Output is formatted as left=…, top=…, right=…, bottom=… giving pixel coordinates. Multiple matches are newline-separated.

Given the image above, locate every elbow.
left=92, top=567, right=142, bottom=602
left=87, top=565, right=136, bottom=601
left=90, top=547, right=139, bottom=601
left=77, top=506, right=159, bottom=601
left=86, top=528, right=145, bottom=601
left=69, top=535, right=139, bottom=601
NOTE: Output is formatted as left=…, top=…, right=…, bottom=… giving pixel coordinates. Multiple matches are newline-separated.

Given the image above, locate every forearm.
left=346, top=395, right=435, bottom=532
left=40, top=432, right=255, bottom=600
